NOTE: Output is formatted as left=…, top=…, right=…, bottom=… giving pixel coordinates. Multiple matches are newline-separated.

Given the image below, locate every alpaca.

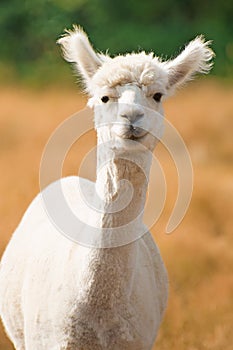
left=0, top=27, right=214, bottom=350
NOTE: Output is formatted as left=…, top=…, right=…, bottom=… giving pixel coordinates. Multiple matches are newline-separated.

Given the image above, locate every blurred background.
left=0, top=1, right=232, bottom=349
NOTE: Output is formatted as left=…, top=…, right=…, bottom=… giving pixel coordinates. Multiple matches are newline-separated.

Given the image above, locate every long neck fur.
left=95, top=133, right=152, bottom=229
left=79, top=131, right=152, bottom=314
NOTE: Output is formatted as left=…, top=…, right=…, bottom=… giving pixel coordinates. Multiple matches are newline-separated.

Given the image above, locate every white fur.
left=0, top=27, right=214, bottom=349
left=164, top=36, right=214, bottom=89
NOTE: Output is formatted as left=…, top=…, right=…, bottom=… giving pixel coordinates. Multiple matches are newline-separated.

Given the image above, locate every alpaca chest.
left=62, top=243, right=164, bottom=350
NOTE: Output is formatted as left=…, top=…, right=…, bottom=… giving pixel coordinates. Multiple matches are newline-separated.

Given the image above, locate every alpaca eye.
left=101, top=96, right=109, bottom=103
left=153, top=93, right=162, bottom=102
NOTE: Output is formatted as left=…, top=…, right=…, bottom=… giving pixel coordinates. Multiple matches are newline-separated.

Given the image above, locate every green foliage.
left=0, top=0, right=232, bottom=85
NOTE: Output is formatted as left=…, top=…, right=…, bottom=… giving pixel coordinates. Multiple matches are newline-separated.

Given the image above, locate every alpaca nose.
left=120, top=109, right=144, bottom=123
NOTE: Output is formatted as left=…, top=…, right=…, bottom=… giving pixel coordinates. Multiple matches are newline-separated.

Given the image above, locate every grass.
left=0, top=79, right=232, bottom=349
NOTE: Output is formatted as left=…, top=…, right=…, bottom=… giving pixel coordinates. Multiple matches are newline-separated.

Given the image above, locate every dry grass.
left=0, top=80, right=232, bottom=349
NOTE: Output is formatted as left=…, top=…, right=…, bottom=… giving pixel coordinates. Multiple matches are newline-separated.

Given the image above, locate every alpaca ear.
left=164, top=36, right=214, bottom=89
left=57, top=26, right=103, bottom=86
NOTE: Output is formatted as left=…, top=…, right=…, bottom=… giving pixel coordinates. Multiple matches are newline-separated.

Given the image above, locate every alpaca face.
left=85, top=52, right=170, bottom=152
left=92, top=82, right=165, bottom=152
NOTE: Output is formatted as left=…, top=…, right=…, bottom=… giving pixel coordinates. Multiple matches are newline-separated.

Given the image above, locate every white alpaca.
left=0, top=27, right=214, bottom=350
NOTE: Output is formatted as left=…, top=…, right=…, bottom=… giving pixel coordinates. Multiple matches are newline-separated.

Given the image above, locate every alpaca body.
left=0, top=176, right=168, bottom=350
left=0, top=27, right=214, bottom=349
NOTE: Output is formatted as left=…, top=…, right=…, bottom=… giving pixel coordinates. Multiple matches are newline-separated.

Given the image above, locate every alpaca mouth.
left=128, top=134, right=145, bottom=140
left=122, top=126, right=148, bottom=140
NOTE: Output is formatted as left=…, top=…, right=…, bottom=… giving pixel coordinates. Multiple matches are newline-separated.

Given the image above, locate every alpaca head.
left=58, top=27, right=214, bottom=153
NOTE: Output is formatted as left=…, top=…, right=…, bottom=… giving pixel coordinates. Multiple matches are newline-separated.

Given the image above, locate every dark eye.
left=101, top=96, right=109, bottom=103
left=153, top=93, right=162, bottom=102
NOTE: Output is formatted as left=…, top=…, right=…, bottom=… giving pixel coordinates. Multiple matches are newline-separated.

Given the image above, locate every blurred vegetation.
left=0, top=0, right=233, bottom=86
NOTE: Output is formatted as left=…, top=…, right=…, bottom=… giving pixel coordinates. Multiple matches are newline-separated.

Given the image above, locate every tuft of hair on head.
left=57, top=25, right=104, bottom=89
left=163, top=36, right=215, bottom=90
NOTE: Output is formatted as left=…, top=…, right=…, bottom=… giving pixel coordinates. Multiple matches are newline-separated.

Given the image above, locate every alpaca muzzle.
left=112, top=123, right=148, bottom=140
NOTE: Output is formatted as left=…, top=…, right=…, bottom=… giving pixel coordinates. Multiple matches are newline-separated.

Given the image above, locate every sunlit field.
left=0, top=80, right=232, bottom=349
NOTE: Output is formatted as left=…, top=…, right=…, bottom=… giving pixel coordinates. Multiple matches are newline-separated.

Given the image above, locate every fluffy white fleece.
left=0, top=27, right=214, bottom=350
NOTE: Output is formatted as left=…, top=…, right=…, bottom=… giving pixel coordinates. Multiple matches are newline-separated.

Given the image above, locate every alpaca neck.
left=95, top=138, right=152, bottom=230
left=79, top=136, right=152, bottom=309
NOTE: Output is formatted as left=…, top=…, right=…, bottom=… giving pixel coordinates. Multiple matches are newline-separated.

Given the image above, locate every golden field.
left=0, top=80, right=232, bottom=349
